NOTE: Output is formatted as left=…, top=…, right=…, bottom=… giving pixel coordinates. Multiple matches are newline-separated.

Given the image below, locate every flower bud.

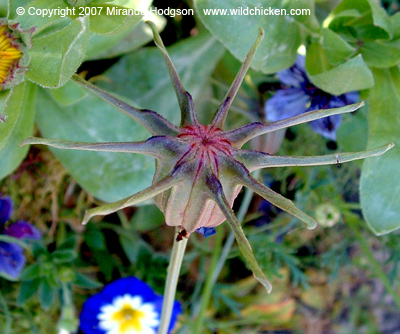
left=315, top=203, right=341, bottom=227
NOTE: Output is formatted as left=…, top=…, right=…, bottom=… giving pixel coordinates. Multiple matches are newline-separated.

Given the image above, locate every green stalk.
left=158, top=228, right=188, bottom=334
left=192, top=227, right=224, bottom=334
left=348, top=220, right=400, bottom=309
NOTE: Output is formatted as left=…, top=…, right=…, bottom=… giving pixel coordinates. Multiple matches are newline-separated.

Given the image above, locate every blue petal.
left=277, top=55, right=307, bottom=87
left=265, top=88, right=309, bottom=122
left=0, top=242, right=25, bottom=278
left=309, top=114, right=342, bottom=141
left=0, top=196, right=13, bottom=226
left=343, top=91, right=359, bottom=104
left=79, top=277, right=182, bottom=334
left=100, top=277, right=159, bottom=303
left=195, top=227, right=216, bottom=238
left=3, top=222, right=41, bottom=240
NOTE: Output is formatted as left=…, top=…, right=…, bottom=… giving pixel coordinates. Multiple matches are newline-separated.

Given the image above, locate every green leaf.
left=360, top=67, right=400, bottom=235
left=15, top=0, right=68, bottom=31
left=27, top=16, right=90, bottom=88
left=35, top=86, right=153, bottom=203
left=0, top=89, right=13, bottom=123
left=39, top=280, right=56, bottom=310
left=58, top=236, right=78, bottom=251
left=99, top=32, right=224, bottom=124
left=360, top=41, right=400, bottom=68
left=49, top=79, right=87, bottom=106
left=20, top=264, right=42, bottom=280
left=0, top=82, right=36, bottom=180
left=322, top=28, right=357, bottom=65
left=194, top=0, right=318, bottom=73
left=336, top=106, right=369, bottom=165
left=86, top=15, right=166, bottom=60
left=88, top=4, right=142, bottom=35
left=86, top=0, right=164, bottom=59
left=0, top=2, right=7, bottom=17
left=67, top=0, right=93, bottom=6
left=73, top=272, right=103, bottom=289
left=18, top=279, right=41, bottom=305
left=131, top=204, right=165, bottom=232
left=305, top=42, right=333, bottom=75
left=329, top=0, right=392, bottom=40
left=306, top=47, right=374, bottom=95
left=120, top=233, right=144, bottom=265
left=51, top=249, right=78, bottom=263
left=84, top=224, right=106, bottom=250
left=390, top=12, right=400, bottom=40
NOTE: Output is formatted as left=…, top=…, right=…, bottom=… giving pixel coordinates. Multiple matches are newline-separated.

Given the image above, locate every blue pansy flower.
left=80, top=277, right=181, bottom=334
left=0, top=194, right=41, bottom=278
left=265, top=55, right=359, bottom=141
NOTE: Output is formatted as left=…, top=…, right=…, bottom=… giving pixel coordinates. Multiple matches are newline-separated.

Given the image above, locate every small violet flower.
left=0, top=194, right=41, bottom=278
left=79, top=277, right=181, bottom=334
left=265, top=55, right=359, bottom=141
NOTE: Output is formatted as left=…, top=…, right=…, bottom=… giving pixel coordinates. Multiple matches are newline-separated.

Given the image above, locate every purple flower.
left=0, top=195, right=41, bottom=279
left=79, top=277, right=181, bottom=334
left=265, top=55, right=359, bottom=141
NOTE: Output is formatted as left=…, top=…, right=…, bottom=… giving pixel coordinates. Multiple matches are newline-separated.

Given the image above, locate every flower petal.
left=309, top=114, right=342, bottom=140
left=265, top=88, right=309, bottom=122
left=195, top=227, right=216, bottom=238
left=0, top=195, right=12, bottom=226
left=0, top=241, right=25, bottom=278
left=277, top=55, right=307, bottom=87
left=4, top=221, right=41, bottom=240
left=79, top=277, right=181, bottom=334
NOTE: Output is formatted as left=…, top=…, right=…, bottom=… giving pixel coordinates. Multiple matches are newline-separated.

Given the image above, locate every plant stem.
left=192, top=227, right=224, bottom=334
left=158, top=228, right=188, bottom=334
left=348, top=220, right=400, bottom=309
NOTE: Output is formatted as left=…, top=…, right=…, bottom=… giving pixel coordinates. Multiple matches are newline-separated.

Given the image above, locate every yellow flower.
left=0, top=25, right=22, bottom=87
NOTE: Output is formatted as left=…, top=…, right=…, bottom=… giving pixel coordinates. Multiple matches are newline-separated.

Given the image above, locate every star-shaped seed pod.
left=22, top=21, right=393, bottom=292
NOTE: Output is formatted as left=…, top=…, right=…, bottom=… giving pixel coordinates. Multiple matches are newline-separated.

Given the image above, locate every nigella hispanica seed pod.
left=22, top=21, right=394, bottom=292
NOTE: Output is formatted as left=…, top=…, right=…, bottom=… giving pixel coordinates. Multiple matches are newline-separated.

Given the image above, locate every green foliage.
left=305, top=46, right=374, bottom=95
left=17, top=237, right=101, bottom=311
left=35, top=85, right=154, bottom=202
left=27, top=16, right=90, bottom=88
left=99, top=32, right=225, bottom=124
left=0, top=83, right=36, bottom=179
left=360, top=67, right=400, bottom=235
left=194, top=0, right=319, bottom=73
left=1, top=0, right=400, bottom=333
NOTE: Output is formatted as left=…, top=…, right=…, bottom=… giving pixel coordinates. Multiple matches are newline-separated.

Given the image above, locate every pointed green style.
left=225, top=102, right=364, bottom=148
left=146, top=21, right=198, bottom=127
left=235, top=143, right=394, bottom=171
left=211, top=28, right=264, bottom=129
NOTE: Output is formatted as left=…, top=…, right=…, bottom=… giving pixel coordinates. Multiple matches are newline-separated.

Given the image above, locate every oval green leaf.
left=27, top=16, right=90, bottom=89
left=0, top=83, right=36, bottom=179
left=360, top=67, right=400, bottom=235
